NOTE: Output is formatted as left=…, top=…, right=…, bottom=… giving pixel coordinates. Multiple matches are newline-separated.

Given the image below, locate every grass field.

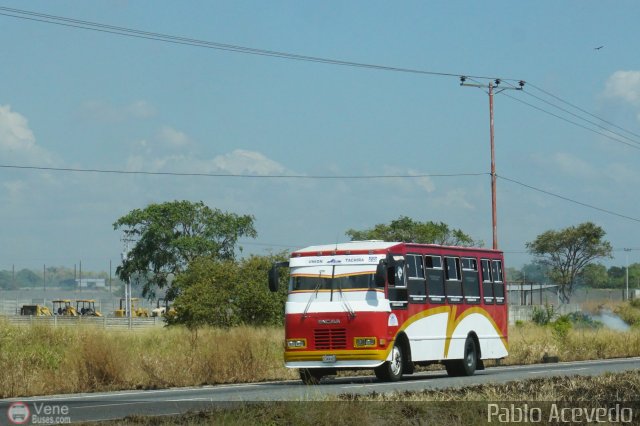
left=2, top=303, right=640, bottom=398
left=88, top=370, right=640, bottom=425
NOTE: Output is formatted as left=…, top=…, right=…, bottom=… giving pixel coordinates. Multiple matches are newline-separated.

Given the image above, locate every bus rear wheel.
left=445, top=336, right=477, bottom=377
left=374, top=343, right=403, bottom=382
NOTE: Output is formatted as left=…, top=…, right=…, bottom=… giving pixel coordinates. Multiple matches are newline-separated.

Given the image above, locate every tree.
left=505, top=267, right=523, bottom=282
left=0, top=271, right=17, bottom=290
left=521, top=262, right=550, bottom=284
left=607, top=263, right=640, bottom=289
left=169, top=257, right=241, bottom=329
left=345, top=216, right=480, bottom=247
left=113, top=200, right=257, bottom=298
left=607, top=266, right=626, bottom=288
left=630, top=263, right=640, bottom=290
left=580, top=263, right=609, bottom=288
left=526, top=222, right=612, bottom=303
left=168, top=253, right=289, bottom=329
left=16, top=269, right=40, bottom=287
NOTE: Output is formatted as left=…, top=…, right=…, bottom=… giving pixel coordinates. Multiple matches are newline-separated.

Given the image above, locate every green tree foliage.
left=526, top=222, right=612, bottom=303
left=16, top=269, right=40, bottom=287
left=168, top=253, right=289, bottom=329
left=345, top=216, right=479, bottom=247
left=521, top=263, right=551, bottom=284
left=113, top=200, right=257, bottom=298
left=505, top=263, right=552, bottom=286
left=0, top=271, right=18, bottom=290
left=607, top=263, right=640, bottom=289
left=580, top=263, right=609, bottom=288
left=505, top=267, right=523, bottom=282
left=608, top=266, right=625, bottom=282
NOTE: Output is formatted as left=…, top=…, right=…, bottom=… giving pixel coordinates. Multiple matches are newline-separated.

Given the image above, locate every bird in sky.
left=594, top=45, right=605, bottom=50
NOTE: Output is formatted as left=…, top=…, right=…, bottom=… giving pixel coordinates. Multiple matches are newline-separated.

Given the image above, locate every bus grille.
left=314, top=328, right=347, bottom=350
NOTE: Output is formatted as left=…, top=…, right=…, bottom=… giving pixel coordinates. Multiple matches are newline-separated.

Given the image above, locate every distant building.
left=76, top=278, right=106, bottom=289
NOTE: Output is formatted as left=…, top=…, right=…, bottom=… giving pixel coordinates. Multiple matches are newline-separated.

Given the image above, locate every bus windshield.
left=290, top=265, right=378, bottom=291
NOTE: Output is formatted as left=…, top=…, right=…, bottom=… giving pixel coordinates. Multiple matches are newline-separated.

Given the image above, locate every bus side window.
left=461, top=257, right=480, bottom=304
left=391, top=261, right=407, bottom=288
left=481, top=259, right=494, bottom=304
left=425, top=255, right=445, bottom=304
left=407, top=254, right=426, bottom=303
left=492, top=260, right=505, bottom=304
left=388, top=259, right=408, bottom=310
left=444, top=257, right=462, bottom=304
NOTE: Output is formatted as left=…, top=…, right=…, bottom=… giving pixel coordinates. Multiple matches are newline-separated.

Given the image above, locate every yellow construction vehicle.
left=20, top=304, right=52, bottom=316
left=75, top=299, right=102, bottom=317
left=114, top=298, right=149, bottom=317
left=52, top=300, right=78, bottom=316
left=151, top=298, right=176, bottom=319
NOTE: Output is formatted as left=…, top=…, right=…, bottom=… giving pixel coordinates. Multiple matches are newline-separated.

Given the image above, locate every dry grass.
left=581, top=299, right=640, bottom=327
left=616, top=300, right=640, bottom=327
left=336, top=370, right=640, bottom=402
left=2, top=317, right=640, bottom=398
left=0, top=320, right=295, bottom=398
left=504, top=322, right=640, bottom=365
left=87, top=371, right=640, bottom=426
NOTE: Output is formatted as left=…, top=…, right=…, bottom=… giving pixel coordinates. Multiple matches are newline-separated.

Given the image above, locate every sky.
left=0, top=1, right=639, bottom=274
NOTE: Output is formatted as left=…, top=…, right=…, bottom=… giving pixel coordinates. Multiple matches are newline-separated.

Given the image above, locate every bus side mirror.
left=268, top=261, right=289, bottom=292
left=376, top=254, right=396, bottom=286
left=375, top=260, right=387, bottom=287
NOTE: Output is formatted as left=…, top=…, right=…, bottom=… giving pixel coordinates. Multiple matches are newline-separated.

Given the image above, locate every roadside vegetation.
left=0, top=321, right=296, bottom=398
left=88, top=370, right=640, bottom=426
left=616, top=298, right=640, bottom=327
left=2, top=308, right=640, bottom=398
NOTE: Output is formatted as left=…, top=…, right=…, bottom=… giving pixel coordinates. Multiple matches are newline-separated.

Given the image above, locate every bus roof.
left=293, top=241, right=401, bottom=255
left=292, top=241, right=502, bottom=256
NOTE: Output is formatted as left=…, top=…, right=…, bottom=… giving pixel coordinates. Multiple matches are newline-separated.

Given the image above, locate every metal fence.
left=508, top=304, right=581, bottom=324
left=0, top=294, right=154, bottom=316
left=1, top=315, right=165, bottom=330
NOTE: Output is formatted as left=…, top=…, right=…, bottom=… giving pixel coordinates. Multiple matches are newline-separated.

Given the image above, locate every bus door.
left=387, top=257, right=408, bottom=310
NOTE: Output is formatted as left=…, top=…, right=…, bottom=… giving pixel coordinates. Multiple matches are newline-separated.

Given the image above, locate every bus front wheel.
left=445, top=336, right=477, bottom=377
left=299, top=368, right=324, bottom=385
left=375, top=343, right=403, bottom=382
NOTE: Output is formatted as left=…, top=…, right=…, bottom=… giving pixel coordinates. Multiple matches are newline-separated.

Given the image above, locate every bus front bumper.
left=284, top=349, right=391, bottom=369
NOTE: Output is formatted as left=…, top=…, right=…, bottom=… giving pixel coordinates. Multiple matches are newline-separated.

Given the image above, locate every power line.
left=2, top=7, right=639, bottom=231
left=0, top=6, right=515, bottom=83
left=526, top=82, right=640, bottom=141
left=5, top=6, right=640, bottom=154
left=5, top=162, right=638, bottom=225
left=501, top=91, right=640, bottom=151
left=0, top=164, right=487, bottom=180
left=510, top=86, right=640, bottom=145
left=498, top=174, right=640, bottom=223
left=507, top=82, right=640, bottom=146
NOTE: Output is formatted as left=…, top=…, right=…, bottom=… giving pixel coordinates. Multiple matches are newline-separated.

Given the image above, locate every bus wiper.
left=337, top=276, right=356, bottom=319
left=303, top=270, right=324, bottom=319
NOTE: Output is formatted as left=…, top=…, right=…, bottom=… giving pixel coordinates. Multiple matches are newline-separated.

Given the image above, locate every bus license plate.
left=322, top=354, right=336, bottom=363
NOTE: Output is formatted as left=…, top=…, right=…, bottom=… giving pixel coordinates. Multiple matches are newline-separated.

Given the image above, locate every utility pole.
left=460, top=77, right=524, bottom=250
left=121, top=237, right=134, bottom=321
left=625, top=248, right=632, bottom=301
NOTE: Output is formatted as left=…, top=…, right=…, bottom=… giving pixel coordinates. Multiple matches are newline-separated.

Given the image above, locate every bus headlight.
left=354, top=337, right=377, bottom=348
left=286, top=338, right=307, bottom=349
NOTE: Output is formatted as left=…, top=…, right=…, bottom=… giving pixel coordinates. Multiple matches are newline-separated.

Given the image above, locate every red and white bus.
left=268, top=241, right=508, bottom=384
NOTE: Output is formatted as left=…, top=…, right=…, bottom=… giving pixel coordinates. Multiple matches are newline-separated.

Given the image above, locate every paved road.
left=1, top=357, right=638, bottom=423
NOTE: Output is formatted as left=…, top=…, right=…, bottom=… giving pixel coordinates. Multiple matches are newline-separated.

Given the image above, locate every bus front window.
left=291, top=272, right=376, bottom=291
